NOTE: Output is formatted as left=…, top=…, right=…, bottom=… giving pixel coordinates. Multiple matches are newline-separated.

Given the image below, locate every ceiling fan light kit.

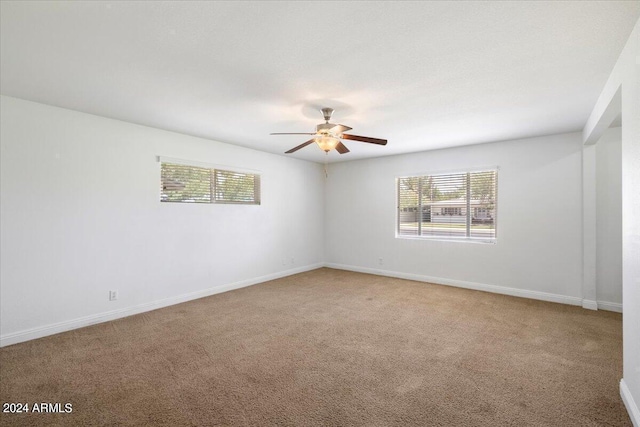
left=271, top=108, right=387, bottom=155
left=315, top=135, right=340, bottom=152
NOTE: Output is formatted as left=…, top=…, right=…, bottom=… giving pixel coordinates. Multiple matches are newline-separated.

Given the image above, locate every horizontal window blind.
left=161, top=163, right=211, bottom=203
left=398, top=169, right=497, bottom=242
left=161, top=162, right=260, bottom=205
left=214, top=169, right=261, bottom=204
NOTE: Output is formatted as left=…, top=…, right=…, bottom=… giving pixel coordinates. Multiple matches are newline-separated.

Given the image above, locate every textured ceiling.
left=1, top=1, right=638, bottom=163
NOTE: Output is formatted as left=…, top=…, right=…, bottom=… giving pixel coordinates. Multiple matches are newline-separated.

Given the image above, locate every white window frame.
left=396, top=167, right=498, bottom=243
left=158, top=156, right=261, bottom=205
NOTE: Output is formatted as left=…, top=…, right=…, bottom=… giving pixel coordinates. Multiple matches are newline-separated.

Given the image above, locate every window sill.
left=395, top=235, right=497, bottom=244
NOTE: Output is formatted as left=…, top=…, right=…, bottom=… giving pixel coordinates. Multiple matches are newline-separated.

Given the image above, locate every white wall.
left=595, top=127, right=622, bottom=309
left=0, top=95, right=325, bottom=345
left=325, top=132, right=584, bottom=304
left=583, top=17, right=640, bottom=425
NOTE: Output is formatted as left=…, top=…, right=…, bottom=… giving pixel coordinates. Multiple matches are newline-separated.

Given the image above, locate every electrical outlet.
left=291, top=257, right=295, bottom=265
left=109, top=290, right=118, bottom=301
left=378, top=258, right=383, bottom=266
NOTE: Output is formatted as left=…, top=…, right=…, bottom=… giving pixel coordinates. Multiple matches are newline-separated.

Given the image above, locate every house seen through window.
left=397, top=169, right=497, bottom=242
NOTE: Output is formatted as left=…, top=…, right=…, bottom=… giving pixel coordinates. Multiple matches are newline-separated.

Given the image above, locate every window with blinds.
left=161, top=162, right=260, bottom=205
left=397, top=169, right=497, bottom=242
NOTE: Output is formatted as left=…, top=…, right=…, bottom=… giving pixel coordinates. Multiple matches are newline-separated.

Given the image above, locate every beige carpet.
left=0, top=268, right=630, bottom=426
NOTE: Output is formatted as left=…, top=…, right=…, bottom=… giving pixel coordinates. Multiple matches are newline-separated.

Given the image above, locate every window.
left=397, top=169, right=497, bottom=242
left=474, top=207, right=489, bottom=218
left=442, top=207, right=462, bottom=216
left=160, top=161, right=260, bottom=205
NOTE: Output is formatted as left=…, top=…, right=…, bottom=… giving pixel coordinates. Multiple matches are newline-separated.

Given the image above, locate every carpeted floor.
left=0, top=268, right=630, bottom=426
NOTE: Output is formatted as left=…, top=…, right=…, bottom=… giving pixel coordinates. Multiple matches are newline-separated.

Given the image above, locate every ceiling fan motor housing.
left=316, top=122, right=336, bottom=135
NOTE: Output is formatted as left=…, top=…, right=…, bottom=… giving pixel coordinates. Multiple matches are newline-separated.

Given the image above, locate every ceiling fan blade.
left=335, top=142, right=350, bottom=154
left=285, top=139, right=315, bottom=154
left=341, top=134, right=387, bottom=145
left=271, top=132, right=316, bottom=135
left=330, top=124, right=352, bottom=134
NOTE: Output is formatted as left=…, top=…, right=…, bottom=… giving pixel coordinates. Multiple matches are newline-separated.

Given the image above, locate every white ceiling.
left=1, top=1, right=638, bottom=163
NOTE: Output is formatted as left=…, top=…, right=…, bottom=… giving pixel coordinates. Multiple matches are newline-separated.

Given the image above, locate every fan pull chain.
left=324, top=152, right=329, bottom=178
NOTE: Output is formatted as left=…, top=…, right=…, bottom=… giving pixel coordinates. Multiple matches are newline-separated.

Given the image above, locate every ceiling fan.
left=271, top=108, right=387, bottom=154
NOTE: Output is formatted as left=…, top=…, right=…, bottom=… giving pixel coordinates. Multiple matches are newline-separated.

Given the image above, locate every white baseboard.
left=621, top=379, right=640, bottom=427
left=0, top=263, right=323, bottom=348
left=597, top=301, right=623, bottom=313
left=582, top=299, right=599, bottom=310
left=324, top=263, right=584, bottom=307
